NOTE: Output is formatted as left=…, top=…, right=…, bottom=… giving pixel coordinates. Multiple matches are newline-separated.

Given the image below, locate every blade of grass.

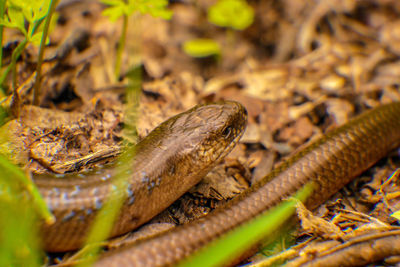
left=0, top=110, right=53, bottom=266
left=0, top=186, right=42, bottom=267
left=114, top=14, right=128, bottom=81
left=179, top=183, right=314, bottom=267
left=0, top=154, right=55, bottom=223
left=76, top=66, right=141, bottom=267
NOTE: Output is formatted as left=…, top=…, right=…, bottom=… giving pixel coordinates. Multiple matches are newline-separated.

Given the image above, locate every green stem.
left=33, top=0, right=60, bottom=105
left=0, top=38, right=28, bottom=90
left=115, top=14, right=128, bottom=81
left=0, top=0, right=6, bottom=71
left=76, top=70, right=141, bottom=267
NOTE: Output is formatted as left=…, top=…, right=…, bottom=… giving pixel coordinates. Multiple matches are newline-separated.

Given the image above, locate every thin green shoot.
left=33, top=0, right=60, bottom=105
left=0, top=37, right=27, bottom=91
left=114, top=14, right=128, bottom=81
left=100, top=0, right=172, bottom=81
left=179, top=183, right=314, bottom=267
left=76, top=66, right=141, bottom=267
left=0, top=0, right=6, bottom=74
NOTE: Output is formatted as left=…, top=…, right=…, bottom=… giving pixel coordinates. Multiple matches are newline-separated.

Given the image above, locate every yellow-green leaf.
left=208, top=0, right=254, bottom=31
left=391, top=210, right=400, bottom=221
left=183, top=38, right=221, bottom=58
left=7, top=6, right=26, bottom=35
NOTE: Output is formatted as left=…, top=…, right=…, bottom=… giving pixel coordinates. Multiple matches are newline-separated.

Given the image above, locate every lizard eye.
left=222, top=126, right=232, bottom=138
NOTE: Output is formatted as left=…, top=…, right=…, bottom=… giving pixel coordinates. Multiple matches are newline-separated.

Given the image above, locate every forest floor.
left=2, top=0, right=400, bottom=266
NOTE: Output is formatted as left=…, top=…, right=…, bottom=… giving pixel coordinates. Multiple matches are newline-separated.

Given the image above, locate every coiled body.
left=34, top=101, right=247, bottom=251
left=33, top=101, right=400, bottom=266
left=95, top=102, right=400, bottom=266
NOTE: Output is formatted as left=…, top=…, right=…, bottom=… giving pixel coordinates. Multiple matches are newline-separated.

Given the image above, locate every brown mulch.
left=2, top=0, right=400, bottom=266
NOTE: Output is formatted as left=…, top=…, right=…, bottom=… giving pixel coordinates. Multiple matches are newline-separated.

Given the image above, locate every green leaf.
left=0, top=18, right=15, bottom=28
left=7, top=6, right=26, bottom=35
left=136, top=0, right=172, bottom=19
left=391, top=210, right=400, bottom=221
left=100, top=0, right=123, bottom=6
left=32, top=11, right=58, bottom=38
left=34, top=0, right=51, bottom=22
left=208, top=0, right=254, bottom=31
left=11, top=0, right=50, bottom=22
left=30, top=32, right=43, bottom=46
left=183, top=38, right=221, bottom=58
left=146, top=8, right=172, bottom=20
left=101, top=0, right=172, bottom=21
left=4, top=0, right=52, bottom=38
left=101, top=1, right=129, bottom=22
left=102, top=6, right=125, bottom=22
left=21, top=6, right=34, bottom=23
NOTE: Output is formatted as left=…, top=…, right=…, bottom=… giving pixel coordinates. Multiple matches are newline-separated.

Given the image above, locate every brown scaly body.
left=34, top=101, right=247, bottom=252
left=96, top=102, right=400, bottom=266
left=34, top=101, right=400, bottom=266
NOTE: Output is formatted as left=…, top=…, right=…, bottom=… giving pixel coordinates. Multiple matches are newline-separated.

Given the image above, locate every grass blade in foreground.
left=179, top=183, right=314, bottom=267
left=76, top=67, right=141, bottom=267
left=0, top=155, right=54, bottom=266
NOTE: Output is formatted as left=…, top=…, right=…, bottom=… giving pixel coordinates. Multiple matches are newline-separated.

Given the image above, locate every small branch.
left=286, top=230, right=400, bottom=267
left=115, top=14, right=128, bottom=81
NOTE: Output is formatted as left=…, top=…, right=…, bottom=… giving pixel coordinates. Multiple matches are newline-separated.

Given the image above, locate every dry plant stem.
left=334, top=209, right=390, bottom=227
left=290, top=230, right=400, bottom=267
left=33, top=0, right=60, bottom=105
